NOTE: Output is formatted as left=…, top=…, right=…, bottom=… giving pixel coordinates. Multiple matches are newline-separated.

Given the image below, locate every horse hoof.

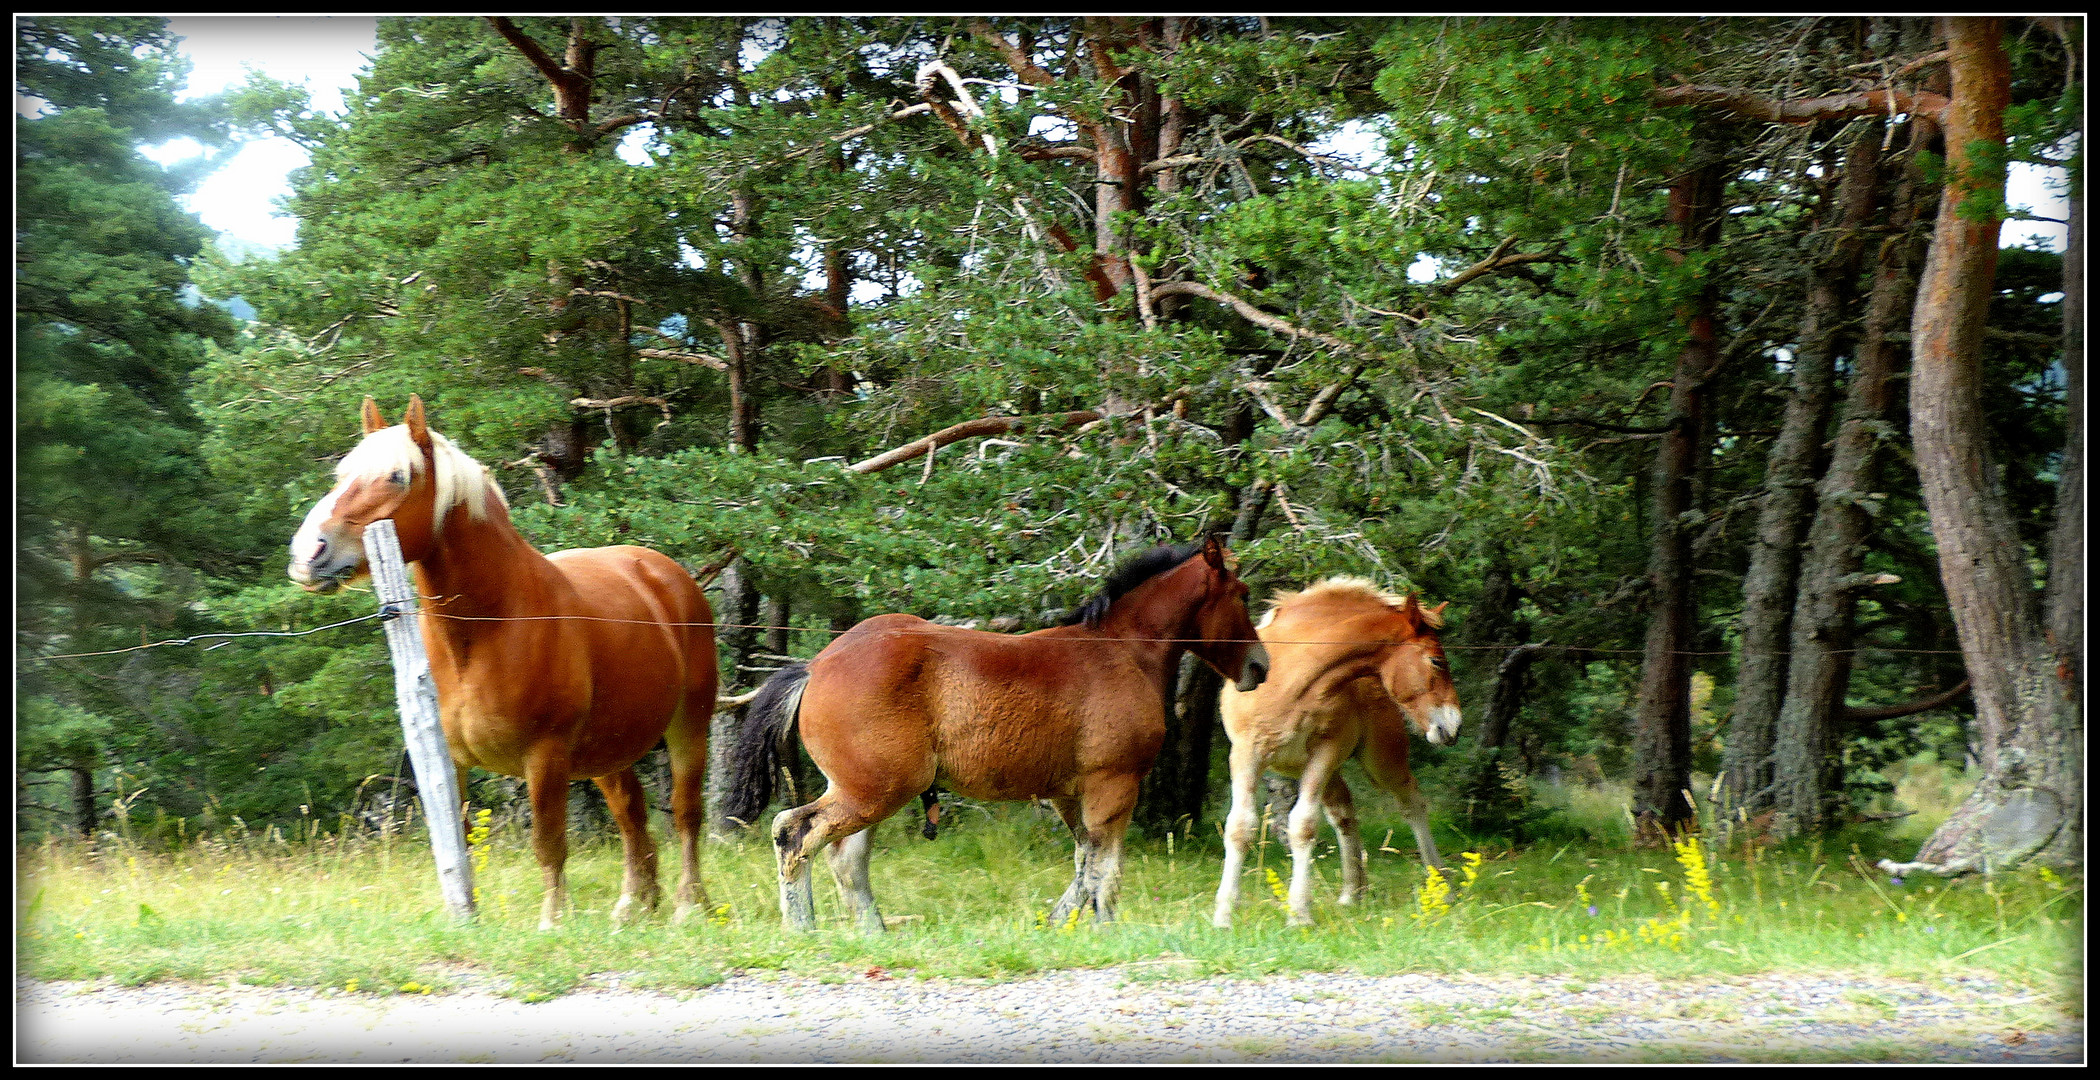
left=671, top=903, right=695, bottom=926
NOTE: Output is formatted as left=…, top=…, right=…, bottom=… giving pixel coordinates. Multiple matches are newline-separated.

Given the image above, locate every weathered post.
left=364, top=519, right=475, bottom=921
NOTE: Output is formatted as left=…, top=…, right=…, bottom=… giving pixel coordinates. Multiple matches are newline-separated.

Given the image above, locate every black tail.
left=720, top=662, right=810, bottom=831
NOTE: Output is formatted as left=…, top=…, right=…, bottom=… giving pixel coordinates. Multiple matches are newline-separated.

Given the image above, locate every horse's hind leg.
left=770, top=801, right=824, bottom=931
left=824, top=827, right=885, bottom=935
left=594, top=767, right=661, bottom=925
left=1318, top=773, right=1367, bottom=907
left=1284, top=740, right=1351, bottom=927
left=663, top=700, right=711, bottom=925
left=772, top=792, right=893, bottom=932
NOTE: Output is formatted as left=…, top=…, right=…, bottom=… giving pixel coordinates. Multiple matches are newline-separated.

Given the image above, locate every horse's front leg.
left=524, top=742, right=573, bottom=931
left=594, top=767, right=661, bottom=926
left=1212, top=740, right=1265, bottom=928
left=1046, top=797, right=1093, bottom=927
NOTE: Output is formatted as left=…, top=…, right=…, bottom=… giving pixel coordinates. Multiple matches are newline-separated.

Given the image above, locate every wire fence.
left=21, top=598, right=1968, bottom=663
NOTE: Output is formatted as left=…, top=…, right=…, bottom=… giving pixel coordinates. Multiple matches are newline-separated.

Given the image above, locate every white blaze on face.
left=287, top=488, right=341, bottom=584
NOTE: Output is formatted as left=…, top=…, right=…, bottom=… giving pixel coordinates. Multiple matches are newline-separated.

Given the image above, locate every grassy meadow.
left=15, top=761, right=2084, bottom=1007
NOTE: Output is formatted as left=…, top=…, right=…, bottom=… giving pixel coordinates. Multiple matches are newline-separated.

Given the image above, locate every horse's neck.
left=409, top=509, right=562, bottom=622
left=1268, top=614, right=1402, bottom=701
left=1095, top=563, right=1203, bottom=674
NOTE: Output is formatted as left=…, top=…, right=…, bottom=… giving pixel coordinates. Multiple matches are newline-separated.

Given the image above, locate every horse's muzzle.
left=1235, top=643, right=1272, bottom=692
left=1424, top=705, right=1462, bottom=746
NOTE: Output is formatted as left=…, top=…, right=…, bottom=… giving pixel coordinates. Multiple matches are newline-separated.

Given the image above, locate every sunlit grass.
left=15, top=787, right=2083, bottom=1005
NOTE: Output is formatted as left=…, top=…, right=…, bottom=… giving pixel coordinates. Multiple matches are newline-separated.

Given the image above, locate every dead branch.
left=1148, top=280, right=1365, bottom=357
left=634, top=347, right=728, bottom=370
left=845, top=411, right=1104, bottom=475
left=1654, top=84, right=1950, bottom=124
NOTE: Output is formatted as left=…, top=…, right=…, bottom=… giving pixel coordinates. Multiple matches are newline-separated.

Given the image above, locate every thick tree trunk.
left=1138, top=653, right=1220, bottom=837
left=1724, top=127, right=1880, bottom=817
left=706, top=558, right=763, bottom=832
left=1885, top=18, right=2080, bottom=876
left=1768, top=117, right=1938, bottom=836
left=2044, top=73, right=2083, bottom=706
left=1630, top=139, right=1726, bottom=841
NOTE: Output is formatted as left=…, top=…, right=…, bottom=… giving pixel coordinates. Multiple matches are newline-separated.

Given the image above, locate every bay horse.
left=288, top=395, right=717, bottom=929
left=1211, top=577, right=1460, bottom=928
left=723, top=536, right=1271, bottom=933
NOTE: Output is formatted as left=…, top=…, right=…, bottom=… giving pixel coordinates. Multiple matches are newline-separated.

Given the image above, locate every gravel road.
left=15, top=969, right=2081, bottom=1064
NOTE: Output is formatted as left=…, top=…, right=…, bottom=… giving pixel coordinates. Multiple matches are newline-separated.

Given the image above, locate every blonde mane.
left=1257, top=575, right=1441, bottom=629
left=335, top=424, right=507, bottom=531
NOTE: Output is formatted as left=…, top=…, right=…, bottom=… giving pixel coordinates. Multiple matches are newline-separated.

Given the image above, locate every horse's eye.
left=390, top=470, right=408, bottom=486
left=1429, top=656, right=1447, bottom=670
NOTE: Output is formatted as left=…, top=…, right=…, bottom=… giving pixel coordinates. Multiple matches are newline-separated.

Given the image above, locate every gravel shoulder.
left=15, top=969, right=2082, bottom=1064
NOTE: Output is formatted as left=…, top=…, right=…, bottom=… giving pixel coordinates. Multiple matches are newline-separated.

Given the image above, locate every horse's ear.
left=403, top=394, right=431, bottom=447
left=1201, top=533, right=1226, bottom=570
left=361, top=397, right=387, bottom=435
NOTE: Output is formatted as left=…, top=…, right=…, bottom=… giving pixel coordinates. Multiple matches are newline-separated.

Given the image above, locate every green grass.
left=15, top=786, right=2084, bottom=1007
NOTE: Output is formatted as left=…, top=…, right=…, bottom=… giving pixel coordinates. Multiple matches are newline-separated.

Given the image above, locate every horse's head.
left=288, top=395, right=497, bottom=592
left=1376, top=595, right=1461, bottom=745
left=1188, top=535, right=1271, bottom=692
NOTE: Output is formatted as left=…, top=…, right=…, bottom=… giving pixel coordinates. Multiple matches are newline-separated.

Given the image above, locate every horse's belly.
left=941, top=768, right=1075, bottom=802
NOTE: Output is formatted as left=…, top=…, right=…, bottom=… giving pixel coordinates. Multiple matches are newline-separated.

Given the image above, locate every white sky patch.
left=148, top=16, right=379, bottom=251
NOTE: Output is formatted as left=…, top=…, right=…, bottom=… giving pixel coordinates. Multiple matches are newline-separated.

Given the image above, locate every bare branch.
left=1148, top=280, right=1364, bottom=357
left=844, top=411, right=1103, bottom=475
left=1654, top=83, right=1949, bottom=123
left=635, top=347, right=728, bottom=370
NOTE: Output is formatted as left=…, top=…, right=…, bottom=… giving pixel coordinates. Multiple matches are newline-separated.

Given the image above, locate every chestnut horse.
left=1212, top=577, right=1460, bottom=928
left=724, top=536, right=1271, bottom=933
left=288, top=396, right=717, bottom=929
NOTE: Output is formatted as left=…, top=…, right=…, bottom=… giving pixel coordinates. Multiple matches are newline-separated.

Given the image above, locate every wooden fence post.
left=364, top=519, right=476, bottom=922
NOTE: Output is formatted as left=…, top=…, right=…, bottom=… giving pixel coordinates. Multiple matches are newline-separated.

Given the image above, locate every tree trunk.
left=1768, top=115, right=1938, bottom=836
left=1885, top=18, right=2080, bottom=876
left=1630, top=136, right=1726, bottom=841
left=2044, top=29, right=2083, bottom=705
left=1137, top=653, right=1219, bottom=837
left=69, top=763, right=96, bottom=838
left=706, top=558, right=762, bottom=832
left=1724, top=128, right=1880, bottom=817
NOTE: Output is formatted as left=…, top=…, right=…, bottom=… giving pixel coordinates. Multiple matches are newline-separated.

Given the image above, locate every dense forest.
left=16, top=16, right=2082, bottom=873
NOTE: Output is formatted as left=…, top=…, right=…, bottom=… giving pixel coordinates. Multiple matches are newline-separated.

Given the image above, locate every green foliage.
left=17, top=17, right=2073, bottom=860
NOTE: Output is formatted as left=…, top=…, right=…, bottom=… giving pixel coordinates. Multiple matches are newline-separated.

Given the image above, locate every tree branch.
left=844, top=411, right=1104, bottom=475
left=1148, top=280, right=1365, bottom=356
left=634, top=347, right=728, bottom=370
left=1843, top=678, right=1972, bottom=723
left=1654, top=84, right=1949, bottom=124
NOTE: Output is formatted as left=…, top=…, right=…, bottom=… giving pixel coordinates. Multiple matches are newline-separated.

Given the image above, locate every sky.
left=93, top=17, right=2078, bottom=255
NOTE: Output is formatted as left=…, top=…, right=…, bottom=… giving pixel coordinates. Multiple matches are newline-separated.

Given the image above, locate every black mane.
left=1061, top=540, right=1204, bottom=629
